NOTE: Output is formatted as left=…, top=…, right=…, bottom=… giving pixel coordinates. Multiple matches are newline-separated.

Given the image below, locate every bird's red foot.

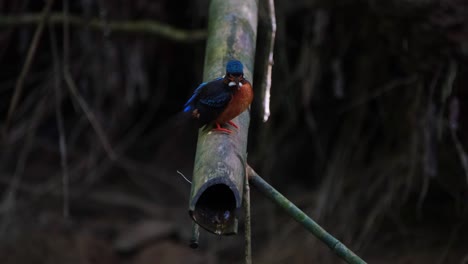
left=211, top=122, right=233, bottom=134
left=227, top=120, right=239, bottom=129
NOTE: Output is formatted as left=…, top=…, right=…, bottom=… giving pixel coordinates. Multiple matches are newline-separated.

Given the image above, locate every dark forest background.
left=1, top=0, right=468, bottom=263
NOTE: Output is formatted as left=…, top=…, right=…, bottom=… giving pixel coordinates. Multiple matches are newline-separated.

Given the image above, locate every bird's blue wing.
left=199, top=92, right=231, bottom=108
left=183, top=77, right=223, bottom=112
left=184, top=82, right=206, bottom=112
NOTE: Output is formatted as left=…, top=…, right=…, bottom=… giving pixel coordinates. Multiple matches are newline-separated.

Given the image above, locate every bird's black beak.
left=234, top=76, right=241, bottom=89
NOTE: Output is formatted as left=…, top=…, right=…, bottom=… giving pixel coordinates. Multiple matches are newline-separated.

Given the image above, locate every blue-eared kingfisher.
left=184, top=60, right=253, bottom=134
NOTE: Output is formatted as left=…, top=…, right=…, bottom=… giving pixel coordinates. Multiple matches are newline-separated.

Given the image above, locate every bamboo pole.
left=188, top=0, right=258, bottom=235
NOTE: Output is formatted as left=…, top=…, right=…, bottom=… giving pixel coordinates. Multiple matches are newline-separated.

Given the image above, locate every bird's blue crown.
left=226, top=60, right=243, bottom=74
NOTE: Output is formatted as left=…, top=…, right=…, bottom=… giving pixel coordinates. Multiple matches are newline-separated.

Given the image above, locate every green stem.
left=0, top=13, right=206, bottom=42
left=190, top=221, right=200, bottom=249
left=244, top=171, right=252, bottom=264
left=5, top=0, right=55, bottom=131
left=247, top=166, right=367, bottom=264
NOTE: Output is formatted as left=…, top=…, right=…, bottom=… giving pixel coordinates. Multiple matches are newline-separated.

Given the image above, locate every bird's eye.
left=229, top=73, right=242, bottom=78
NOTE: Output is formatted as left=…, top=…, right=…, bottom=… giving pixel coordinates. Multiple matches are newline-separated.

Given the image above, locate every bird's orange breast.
left=216, top=80, right=253, bottom=124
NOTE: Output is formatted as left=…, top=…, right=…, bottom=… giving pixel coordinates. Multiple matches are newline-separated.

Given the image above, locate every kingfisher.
left=184, top=60, right=253, bottom=134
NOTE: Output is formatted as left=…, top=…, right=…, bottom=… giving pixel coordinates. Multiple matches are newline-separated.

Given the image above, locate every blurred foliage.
left=0, top=0, right=468, bottom=263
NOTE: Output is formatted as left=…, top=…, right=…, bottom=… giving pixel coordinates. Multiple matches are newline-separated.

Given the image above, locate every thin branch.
left=460, top=253, right=468, bottom=264
left=436, top=220, right=464, bottom=264
left=437, top=59, right=457, bottom=138
left=190, top=221, right=200, bottom=249
left=339, top=75, right=418, bottom=112
left=261, top=0, right=276, bottom=122
left=449, top=98, right=468, bottom=184
left=49, top=18, right=70, bottom=218
left=453, top=139, right=468, bottom=183
left=0, top=177, right=170, bottom=218
left=4, top=0, right=55, bottom=132
left=442, top=61, right=468, bottom=184
left=244, top=169, right=252, bottom=264
left=1, top=96, right=48, bottom=234
left=247, top=165, right=367, bottom=264
left=0, top=12, right=207, bottom=42
left=1, top=94, right=162, bottom=205
left=176, top=170, right=192, bottom=184
left=63, top=70, right=117, bottom=161
left=60, top=0, right=116, bottom=161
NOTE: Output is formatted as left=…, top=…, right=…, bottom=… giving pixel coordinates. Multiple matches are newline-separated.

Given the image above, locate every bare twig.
left=423, top=66, right=442, bottom=179
left=449, top=98, right=468, bottom=184
left=436, top=220, right=464, bottom=264
left=1, top=89, right=163, bottom=205
left=63, top=61, right=117, bottom=161
left=64, top=96, right=164, bottom=192
left=441, top=61, right=468, bottom=184
left=1, top=96, right=48, bottom=233
left=61, top=5, right=117, bottom=160
left=261, top=0, right=276, bottom=122
left=176, top=170, right=192, bottom=184
left=340, top=75, right=418, bottom=112
left=437, top=59, right=457, bottom=138
left=244, top=169, right=252, bottom=264
left=49, top=15, right=70, bottom=218
left=460, top=253, right=468, bottom=264
left=0, top=177, right=170, bottom=218
left=4, top=0, right=55, bottom=132
left=0, top=12, right=207, bottom=42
